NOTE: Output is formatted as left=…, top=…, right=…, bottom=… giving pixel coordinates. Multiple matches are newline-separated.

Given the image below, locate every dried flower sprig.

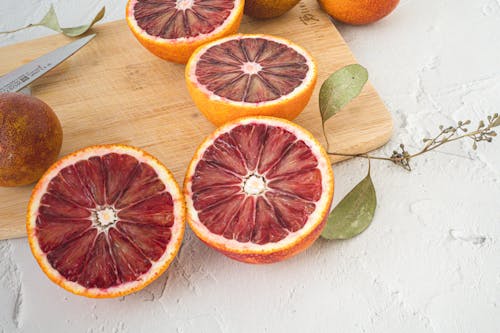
left=319, top=64, right=499, bottom=241
left=328, top=114, right=499, bottom=171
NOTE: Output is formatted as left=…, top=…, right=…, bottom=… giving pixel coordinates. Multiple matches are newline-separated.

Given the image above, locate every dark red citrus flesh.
left=191, top=123, right=322, bottom=245
left=195, top=37, right=309, bottom=103
left=133, top=0, right=234, bottom=39
left=35, top=153, right=174, bottom=289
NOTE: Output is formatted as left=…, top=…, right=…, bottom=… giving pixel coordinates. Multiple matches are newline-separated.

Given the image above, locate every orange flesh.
left=34, top=153, right=174, bottom=290
left=195, top=37, right=309, bottom=103
left=190, top=122, right=322, bottom=245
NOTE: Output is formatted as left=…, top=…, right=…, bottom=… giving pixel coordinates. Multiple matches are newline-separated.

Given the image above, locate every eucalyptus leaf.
left=321, top=168, right=376, bottom=240
left=319, top=64, right=368, bottom=125
left=36, top=5, right=105, bottom=37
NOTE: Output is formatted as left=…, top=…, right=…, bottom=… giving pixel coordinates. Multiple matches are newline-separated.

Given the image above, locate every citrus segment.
left=185, top=34, right=318, bottom=126
left=184, top=117, right=334, bottom=263
left=27, top=145, right=185, bottom=298
left=126, top=0, right=244, bottom=63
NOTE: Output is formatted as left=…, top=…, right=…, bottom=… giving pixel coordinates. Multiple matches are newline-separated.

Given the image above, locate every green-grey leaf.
left=37, top=5, right=105, bottom=37
left=321, top=170, right=376, bottom=240
left=319, top=64, right=368, bottom=125
left=37, top=5, right=62, bottom=33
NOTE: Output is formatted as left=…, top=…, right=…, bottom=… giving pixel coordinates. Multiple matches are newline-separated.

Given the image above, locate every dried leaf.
left=37, top=5, right=62, bottom=33
left=61, top=7, right=105, bottom=37
left=321, top=168, right=376, bottom=240
left=37, top=5, right=105, bottom=37
left=319, top=64, right=368, bottom=125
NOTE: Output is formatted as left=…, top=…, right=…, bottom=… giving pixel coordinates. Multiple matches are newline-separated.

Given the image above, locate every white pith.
left=185, top=117, right=334, bottom=254
left=127, top=0, right=242, bottom=42
left=243, top=174, right=266, bottom=195
left=175, top=0, right=194, bottom=10
left=187, top=34, right=317, bottom=106
left=27, top=145, right=185, bottom=297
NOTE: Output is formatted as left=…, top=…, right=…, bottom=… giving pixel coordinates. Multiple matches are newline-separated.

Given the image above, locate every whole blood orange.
left=244, top=0, right=301, bottom=19
left=0, top=93, right=62, bottom=187
left=184, top=117, right=334, bottom=264
left=185, top=34, right=317, bottom=126
left=318, top=0, right=399, bottom=25
left=27, top=145, right=185, bottom=298
left=126, top=0, right=244, bottom=63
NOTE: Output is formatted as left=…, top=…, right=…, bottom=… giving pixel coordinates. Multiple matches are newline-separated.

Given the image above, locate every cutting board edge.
left=0, top=5, right=393, bottom=240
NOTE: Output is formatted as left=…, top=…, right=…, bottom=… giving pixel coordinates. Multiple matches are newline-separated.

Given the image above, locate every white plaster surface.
left=1, top=0, right=499, bottom=332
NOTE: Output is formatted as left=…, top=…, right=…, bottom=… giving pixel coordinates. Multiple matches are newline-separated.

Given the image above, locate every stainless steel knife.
left=0, top=34, right=96, bottom=94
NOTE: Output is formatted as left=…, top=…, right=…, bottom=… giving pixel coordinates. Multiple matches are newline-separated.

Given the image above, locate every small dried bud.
left=439, top=125, right=444, bottom=130
left=486, top=137, right=493, bottom=142
left=463, top=120, right=471, bottom=125
left=400, top=144, right=405, bottom=149
left=473, top=142, right=478, bottom=150
left=463, top=128, right=468, bottom=132
left=479, top=121, right=485, bottom=128
left=458, top=121, right=463, bottom=126
left=488, top=131, right=497, bottom=137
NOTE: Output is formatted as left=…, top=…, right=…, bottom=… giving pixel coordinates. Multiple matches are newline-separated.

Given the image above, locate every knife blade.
left=0, top=34, right=96, bottom=94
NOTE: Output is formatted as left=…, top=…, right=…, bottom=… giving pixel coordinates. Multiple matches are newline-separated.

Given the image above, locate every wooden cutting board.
left=0, top=0, right=392, bottom=240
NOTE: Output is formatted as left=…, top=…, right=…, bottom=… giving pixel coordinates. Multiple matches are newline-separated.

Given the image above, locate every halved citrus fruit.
left=27, top=145, right=185, bottom=298
left=184, top=117, right=334, bottom=263
left=126, top=0, right=244, bottom=64
left=318, top=0, right=399, bottom=25
left=185, top=34, right=318, bottom=126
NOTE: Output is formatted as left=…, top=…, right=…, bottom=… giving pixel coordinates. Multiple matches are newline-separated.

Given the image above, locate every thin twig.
left=328, top=152, right=393, bottom=161
left=328, top=114, right=498, bottom=171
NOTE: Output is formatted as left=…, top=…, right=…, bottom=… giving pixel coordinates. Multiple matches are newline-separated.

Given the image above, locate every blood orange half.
left=27, top=145, right=185, bottom=298
left=185, top=34, right=318, bottom=126
left=184, top=117, right=333, bottom=263
left=126, top=0, right=244, bottom=63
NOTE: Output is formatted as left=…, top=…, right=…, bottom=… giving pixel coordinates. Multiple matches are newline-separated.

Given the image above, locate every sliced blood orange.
left=185, top=34, right=318, bottom=126
left=27, top=145, right=185, bottom=298
left=184, top=117, right=334, bottom=263
left=126, top=0, right=244, bottom=64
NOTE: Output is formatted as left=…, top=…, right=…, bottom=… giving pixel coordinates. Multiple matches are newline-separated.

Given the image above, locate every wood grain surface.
left=0, top=0, right=392, bottom=240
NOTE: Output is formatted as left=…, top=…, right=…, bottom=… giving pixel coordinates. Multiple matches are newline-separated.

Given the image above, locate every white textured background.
left=1, top=0, right=499, bottom=332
